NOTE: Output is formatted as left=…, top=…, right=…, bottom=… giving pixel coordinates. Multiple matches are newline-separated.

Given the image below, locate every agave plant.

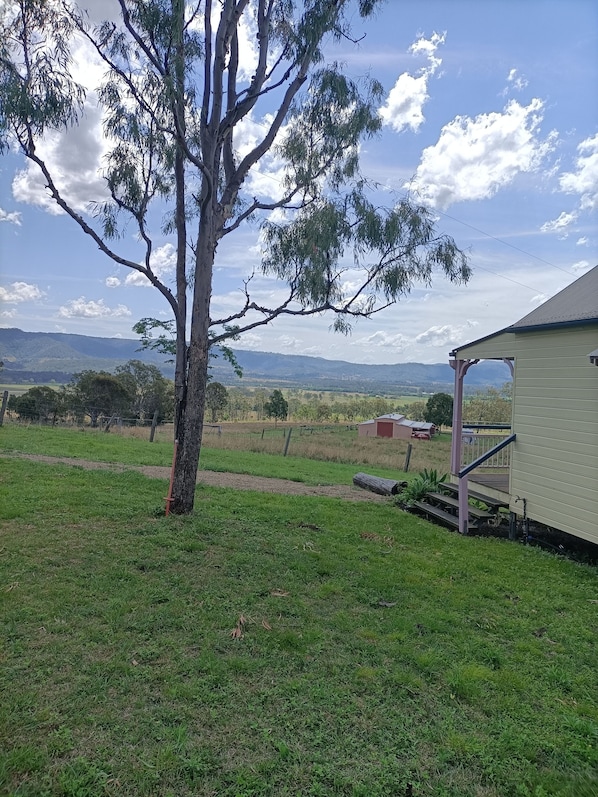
left=399, top=468, right=448, bottom=506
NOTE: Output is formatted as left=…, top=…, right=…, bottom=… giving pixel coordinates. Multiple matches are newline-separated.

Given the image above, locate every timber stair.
left=410, top=484, right=507, bottom=533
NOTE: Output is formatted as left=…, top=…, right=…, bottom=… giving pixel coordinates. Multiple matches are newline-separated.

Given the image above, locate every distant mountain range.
left=0, top=328, right=510, bottom=394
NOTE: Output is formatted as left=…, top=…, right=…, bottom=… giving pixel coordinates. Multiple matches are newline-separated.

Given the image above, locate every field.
left=1, top=424, right=597, bottom=796
left=1, top=421, right=451, bottom=477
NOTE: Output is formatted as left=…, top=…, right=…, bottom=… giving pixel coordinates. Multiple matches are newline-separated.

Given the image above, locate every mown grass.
left=1, top=457, right=597, bottom=796
left=0, top=423, right=416, bottom=485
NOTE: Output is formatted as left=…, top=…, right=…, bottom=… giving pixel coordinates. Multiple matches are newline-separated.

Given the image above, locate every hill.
left=0, top=327, right=510, bottom=394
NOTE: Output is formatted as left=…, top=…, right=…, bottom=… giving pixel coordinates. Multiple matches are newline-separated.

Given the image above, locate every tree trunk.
left=352, top=472, right=403, bottom=496
left=169, top=341, right=209, bottom=514
left=169, top=199, right=216, bottom=514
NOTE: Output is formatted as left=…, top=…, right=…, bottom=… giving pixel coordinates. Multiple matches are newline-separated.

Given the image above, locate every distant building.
left=358, top=413, right=436, bottom=440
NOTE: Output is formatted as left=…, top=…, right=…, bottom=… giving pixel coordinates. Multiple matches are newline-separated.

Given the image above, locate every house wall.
left=454, top=324, right=598, bottom=545
left=508, top=325, right=598, bottom=545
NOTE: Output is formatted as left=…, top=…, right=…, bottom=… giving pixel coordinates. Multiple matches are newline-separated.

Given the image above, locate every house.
left=449, top=265, right=598, bottom=544
left=358, top=413, right=436, bottom=440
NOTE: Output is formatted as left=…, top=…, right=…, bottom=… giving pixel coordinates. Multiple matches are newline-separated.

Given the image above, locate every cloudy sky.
left=1, top=0, right=597, bottom=365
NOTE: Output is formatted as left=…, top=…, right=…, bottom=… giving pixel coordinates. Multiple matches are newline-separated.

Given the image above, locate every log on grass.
left=353, top=472, right=401, bottom=496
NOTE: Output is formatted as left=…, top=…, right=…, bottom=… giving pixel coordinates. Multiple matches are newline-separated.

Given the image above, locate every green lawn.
left=0, top=424, right=406, bottom=485
left=0, top=453, right=596, bottom=796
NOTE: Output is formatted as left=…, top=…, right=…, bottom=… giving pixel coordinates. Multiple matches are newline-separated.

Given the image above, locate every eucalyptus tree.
left=264, top=389, right=288, bottom=423
left=0, top=0, right=470, bottom=513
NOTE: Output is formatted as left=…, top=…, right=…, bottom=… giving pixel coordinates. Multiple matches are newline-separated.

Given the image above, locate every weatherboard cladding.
left=509, top=327, right=598, bottom=544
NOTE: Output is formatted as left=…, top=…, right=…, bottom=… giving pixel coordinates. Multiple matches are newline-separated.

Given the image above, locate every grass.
left=0, top=423, right=433, bottom=485
left=1, top=451, right=597, bottom=796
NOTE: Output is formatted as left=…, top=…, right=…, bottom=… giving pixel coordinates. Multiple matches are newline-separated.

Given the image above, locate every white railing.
left=460, top=432, right=512, bottom=469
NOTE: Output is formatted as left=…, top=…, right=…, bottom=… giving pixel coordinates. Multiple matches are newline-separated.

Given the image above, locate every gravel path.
left=2, top=452, right=389, bottom=502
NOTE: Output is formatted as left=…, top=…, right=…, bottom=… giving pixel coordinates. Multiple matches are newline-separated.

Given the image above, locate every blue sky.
left=1, top=0, right=597, bottom=364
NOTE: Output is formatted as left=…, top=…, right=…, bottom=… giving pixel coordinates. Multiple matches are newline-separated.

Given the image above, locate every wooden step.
left=411, top=500, right=475, bottom=532
left=425, top=492, right=494, bottom=521
left=441, top=483, right=509, bottom=511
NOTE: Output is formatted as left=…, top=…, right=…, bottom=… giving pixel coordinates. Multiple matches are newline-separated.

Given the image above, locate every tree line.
left=9, top=376, right=512, bottom=429
left=8, top=361, right=173, bottom=427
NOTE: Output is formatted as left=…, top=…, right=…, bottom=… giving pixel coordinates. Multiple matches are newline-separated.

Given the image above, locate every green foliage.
left=264, top=389, right=289, bottom=423
left=425, top=391, right=453, bottom=429
left=463, top=384, right=513, bottom=424
left=12, top=385, right=64, bottom=424
left=132, top=318, right=243, bottom=379
left=205, top=382, right=228, bottom=423
left=115, top=359, right=173, bottom=421
left=68, top=370, right=134, bottom=427
left=400, top=467, right=448, bottom=505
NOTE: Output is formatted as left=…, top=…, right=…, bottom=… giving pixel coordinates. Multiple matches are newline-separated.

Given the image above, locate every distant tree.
left=265, top=390, right=288, bottom=424
left=401, top=400, right=427, bottom=422
left=68, top=371, right=134, bottom=427
left=115, top=360, right=173, bottom=421
left=227, top=388, right=251, bottom=421
left=316, top=403, right=331, bottom=422
left=463, top=386, right=512, bottom=425
left=205, top=382, right=228, bottom=423
left=13, top=386, right=64, bottom=424
left=253, top=389, right=268, bottom=421
left=424, top=392, right=453, bottom=430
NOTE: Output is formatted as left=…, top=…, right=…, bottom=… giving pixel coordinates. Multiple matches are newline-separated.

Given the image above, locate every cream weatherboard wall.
left=455, top=324, right=598, bottom=545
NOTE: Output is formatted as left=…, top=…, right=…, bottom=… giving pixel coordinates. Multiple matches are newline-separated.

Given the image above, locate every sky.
left=1, top=0, right=597, bottom=366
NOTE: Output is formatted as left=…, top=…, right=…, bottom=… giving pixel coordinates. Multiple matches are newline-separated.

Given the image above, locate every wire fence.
left=4, top=415, right=454, bottom=475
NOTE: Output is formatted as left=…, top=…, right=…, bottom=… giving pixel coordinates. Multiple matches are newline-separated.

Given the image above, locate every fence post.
left=283, top=427, right=293, bottom=456
left=0, top=390, right=8, bottom=427
left=403, top=443, right=412, bottom=472
left=149, top=409, right=159, bottom=442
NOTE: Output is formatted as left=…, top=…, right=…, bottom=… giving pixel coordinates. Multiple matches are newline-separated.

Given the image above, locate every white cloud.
left=540, top=210, right=578, bottom=236
left=12, top=100, right=108, bottom=214
left=105, top=276, right=121, bottom=287
left=1, top=309, right=18, bottom=319
left=0, top=281, right=44, bottom=303
left=0, top=208, right=22, bottom=225
left=571, top=260, right=591, bottom=274
left=502, top=68, right=528, bottom=94
left=379, top=32, right=445, bottom=133
left=124, top=244, right=177, bottom=287
left=10, top=33, right=110, bottom=214
left=409, top=99, right=556, bottom=209
left=529, top=293, right=547, bottom=305
left=278, top=335, right=304, bottom=352
left=58, top=297, right=131, bottom=318
left=559, top=133, right=598, bottom=212
left=576, top=237, right=589, bottom=246
left=234, top=332, right=263, bottom=350
left=359, top=330, right=411, bottom=351
left=415, top=323, right=476, bottom=348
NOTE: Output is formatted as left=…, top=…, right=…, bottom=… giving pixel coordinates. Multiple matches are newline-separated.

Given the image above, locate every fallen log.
left=353, top=472, right=403, bottom=496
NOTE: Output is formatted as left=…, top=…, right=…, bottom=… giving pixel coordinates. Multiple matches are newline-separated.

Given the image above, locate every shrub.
left=399, top=468, right=447, bottom=505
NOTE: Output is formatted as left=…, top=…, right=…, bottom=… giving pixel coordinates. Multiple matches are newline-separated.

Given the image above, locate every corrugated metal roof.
left=508, top=265, right=598, bottom=330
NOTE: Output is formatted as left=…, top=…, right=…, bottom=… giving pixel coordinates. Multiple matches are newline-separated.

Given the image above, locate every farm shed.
left=358, top=413, right=436, bottom=440
left=449, top=265, right=598, bottom=544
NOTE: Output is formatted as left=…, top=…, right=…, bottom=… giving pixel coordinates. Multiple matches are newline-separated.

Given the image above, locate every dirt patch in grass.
left=2, top=452, right=388, bottom=502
